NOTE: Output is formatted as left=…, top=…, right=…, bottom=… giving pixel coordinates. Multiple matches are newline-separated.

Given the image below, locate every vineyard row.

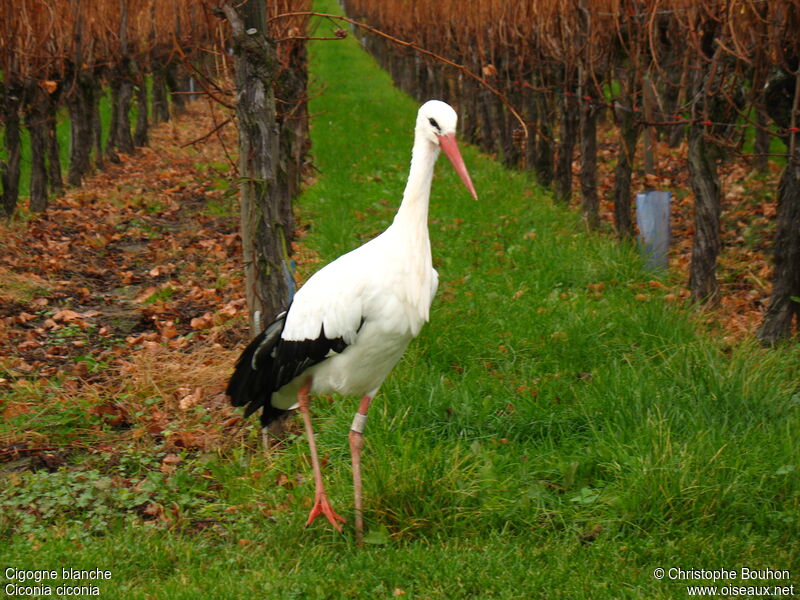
left=342, top=0, right=800, bottom=344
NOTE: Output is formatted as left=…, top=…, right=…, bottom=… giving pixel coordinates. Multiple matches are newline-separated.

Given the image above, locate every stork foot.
left=305, top=492, right=345, bottom=531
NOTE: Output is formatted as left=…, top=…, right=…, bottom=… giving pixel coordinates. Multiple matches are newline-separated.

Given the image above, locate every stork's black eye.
left=428, top=117, right=440, bottom=131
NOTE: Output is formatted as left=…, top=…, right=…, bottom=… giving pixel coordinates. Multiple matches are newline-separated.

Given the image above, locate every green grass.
left=2, top=1, right=799, bottom=597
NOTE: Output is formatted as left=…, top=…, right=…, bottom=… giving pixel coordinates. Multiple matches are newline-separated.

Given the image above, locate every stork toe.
left=306, top=492, right=345, bottom=531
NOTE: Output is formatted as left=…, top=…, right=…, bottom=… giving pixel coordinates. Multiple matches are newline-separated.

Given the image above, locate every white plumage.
left=273, top=221, right=439, bottom=406
left=226, top=99, right=476, bottom=541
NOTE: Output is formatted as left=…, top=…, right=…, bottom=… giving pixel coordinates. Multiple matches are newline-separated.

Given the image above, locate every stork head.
left=417, top=100, right=478, bottom=200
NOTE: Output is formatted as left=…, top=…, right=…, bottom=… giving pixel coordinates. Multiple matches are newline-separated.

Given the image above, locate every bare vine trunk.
left=166, top=63, right=188, bottom=117
left=108, top=0, right=134, bottom=160
left=753, top=105, right=771, bottom=173
left=275, top=40, right=310, bottom=250
left=222, top=1, right=290, bottom=335
left=532, top=90, right=554, bottom=187
left=93, top=82, right=105, bottom=170
left=757, top=152, right=800, bottom=344
left=579, top=97, right=599, bottom=229
left=46, top=91, right=63, bottom=196
left=758, top=68, right=800, bottom=344
left=555, top=77, right=579, bottom=204
left=107, top=63, right=135, bottom=159
left=613, top=104, right=641, bottom=238
left=133, top=70, right=149, bottom=147
left=578, top=1, right=598, bottom=228
left=152, top=62, right=170, bottom=123
left=687, top=124, right=721, bottom=304
left=1, top=86, right=22, bottom=217
left=67, top=72, right=96, bottom=186
left=26, top=84, right=49, bottom=212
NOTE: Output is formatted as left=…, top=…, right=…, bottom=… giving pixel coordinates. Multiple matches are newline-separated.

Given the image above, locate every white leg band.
left=350, top=412, right=368, bottom=434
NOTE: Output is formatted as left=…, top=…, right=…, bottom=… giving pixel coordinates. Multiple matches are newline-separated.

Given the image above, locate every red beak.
left=438, top=133, right=478, bottom=200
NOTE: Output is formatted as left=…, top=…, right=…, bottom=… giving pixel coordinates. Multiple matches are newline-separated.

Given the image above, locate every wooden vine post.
left=221, top=1, right=291, bottom=336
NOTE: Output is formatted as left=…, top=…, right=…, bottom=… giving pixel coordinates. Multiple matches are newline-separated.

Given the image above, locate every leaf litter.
left=0, top=102, right=272, bottom=464
left=0, top=102, right=320, bottom=536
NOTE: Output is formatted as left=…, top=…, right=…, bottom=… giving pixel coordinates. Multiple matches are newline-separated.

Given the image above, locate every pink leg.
left=349, top=394, right=373, bottom=544
left=298, top=379, right=345, bottom=531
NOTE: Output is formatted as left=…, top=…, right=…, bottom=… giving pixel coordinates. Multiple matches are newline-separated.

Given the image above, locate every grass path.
left=2, top=2, right=798, bottom=598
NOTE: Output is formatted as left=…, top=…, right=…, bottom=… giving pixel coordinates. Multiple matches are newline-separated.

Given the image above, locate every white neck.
left=384, top=129, right=439, bottom=326
left=393, top=133, right=439, bottom=230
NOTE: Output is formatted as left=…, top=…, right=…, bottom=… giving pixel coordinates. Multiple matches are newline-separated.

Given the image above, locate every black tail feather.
left=226, top=312, right=290, bottom=427
left=227, top=309, right=357, bottom=427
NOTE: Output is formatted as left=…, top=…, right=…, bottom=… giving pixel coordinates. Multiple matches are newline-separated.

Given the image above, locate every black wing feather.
left=226, top=313, right=289, bottom=425
left=226, top=310, right=360, bottom=427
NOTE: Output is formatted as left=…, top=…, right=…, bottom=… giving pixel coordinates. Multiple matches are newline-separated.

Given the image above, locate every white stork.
left=226, top=100, right=477, bottom=541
